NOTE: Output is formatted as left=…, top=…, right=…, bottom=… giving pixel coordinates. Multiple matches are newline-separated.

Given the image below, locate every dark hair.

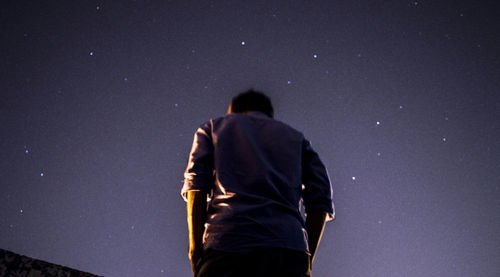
left=228, top=89, right=274, bottom=118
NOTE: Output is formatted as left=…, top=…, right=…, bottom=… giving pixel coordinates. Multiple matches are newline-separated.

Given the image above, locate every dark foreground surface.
left=0, top=249, right=102, bottom=277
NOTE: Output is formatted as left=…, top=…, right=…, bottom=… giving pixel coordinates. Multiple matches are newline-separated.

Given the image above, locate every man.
left=181, top=90, right=335, bottom=277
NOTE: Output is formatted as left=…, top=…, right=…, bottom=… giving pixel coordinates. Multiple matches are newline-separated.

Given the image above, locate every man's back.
left=182, top=90, right=334, bottom=277
left=206, top=111, right=307, bottom=252
left=183, top=111, right=333, bottom=253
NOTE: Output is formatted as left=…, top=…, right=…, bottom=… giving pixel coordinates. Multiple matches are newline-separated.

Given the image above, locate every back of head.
left=228, top=89, right=274, bottom=118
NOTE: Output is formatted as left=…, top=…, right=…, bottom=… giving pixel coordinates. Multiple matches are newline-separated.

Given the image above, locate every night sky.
left=1, top=1, right=499, bottom=276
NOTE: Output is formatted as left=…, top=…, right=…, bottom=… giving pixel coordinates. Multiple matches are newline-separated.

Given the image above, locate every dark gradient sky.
left=1, top=1, right=499, bottom=276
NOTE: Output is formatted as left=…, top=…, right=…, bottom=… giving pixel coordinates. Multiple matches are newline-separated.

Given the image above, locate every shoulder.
left=266, top=116, right=305, bottom=139
left=276, top=119, right=303, bottom=136
left=196, top=114, right=237, bottom=136
left=207, top=113, right=253, bottom=129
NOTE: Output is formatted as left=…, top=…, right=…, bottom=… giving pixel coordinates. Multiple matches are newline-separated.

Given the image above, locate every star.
left=352, top=176, right=356, bottom=181
left=442, top=137, right=447, bottom=142
left=399, top=105, right=404, bottom=110
left=40, top=172, right=44, bottom=176
left=89, top=51, right=95, bottom=56
left=241, top=41, right=246, bottom=45
left=313, top=54, right=318, bottom=59
left=287, top=80, right=292, bottom=85
left=376, top=121, right=381, bottom=125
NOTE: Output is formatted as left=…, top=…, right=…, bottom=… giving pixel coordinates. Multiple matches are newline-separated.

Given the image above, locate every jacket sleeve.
left=181, top=122, right=215, bottom=201
left=301, top=138, right=335, bottom=221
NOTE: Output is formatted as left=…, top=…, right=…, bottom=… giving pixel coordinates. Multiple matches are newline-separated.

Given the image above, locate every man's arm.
left=186, top=190, right=208, bottom=274
left=305, top=211, right=328, bottom=265
left=301, top=137, right=334, bottom=266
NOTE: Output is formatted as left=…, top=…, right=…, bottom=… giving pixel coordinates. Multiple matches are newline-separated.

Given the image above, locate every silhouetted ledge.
left=0, top=248, right=103, bottom=277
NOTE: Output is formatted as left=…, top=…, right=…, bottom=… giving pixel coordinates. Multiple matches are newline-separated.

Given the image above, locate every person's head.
left=228, top=89, right=274, bottom=118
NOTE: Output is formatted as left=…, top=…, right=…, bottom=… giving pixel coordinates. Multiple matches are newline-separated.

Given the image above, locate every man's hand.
left=186, top=191, right=208, bottom=275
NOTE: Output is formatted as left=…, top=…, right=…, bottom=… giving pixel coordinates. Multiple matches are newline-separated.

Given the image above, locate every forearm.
left=186, top=191, right=208, bottom=257
left=305, top=211, right=328, bottom=264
